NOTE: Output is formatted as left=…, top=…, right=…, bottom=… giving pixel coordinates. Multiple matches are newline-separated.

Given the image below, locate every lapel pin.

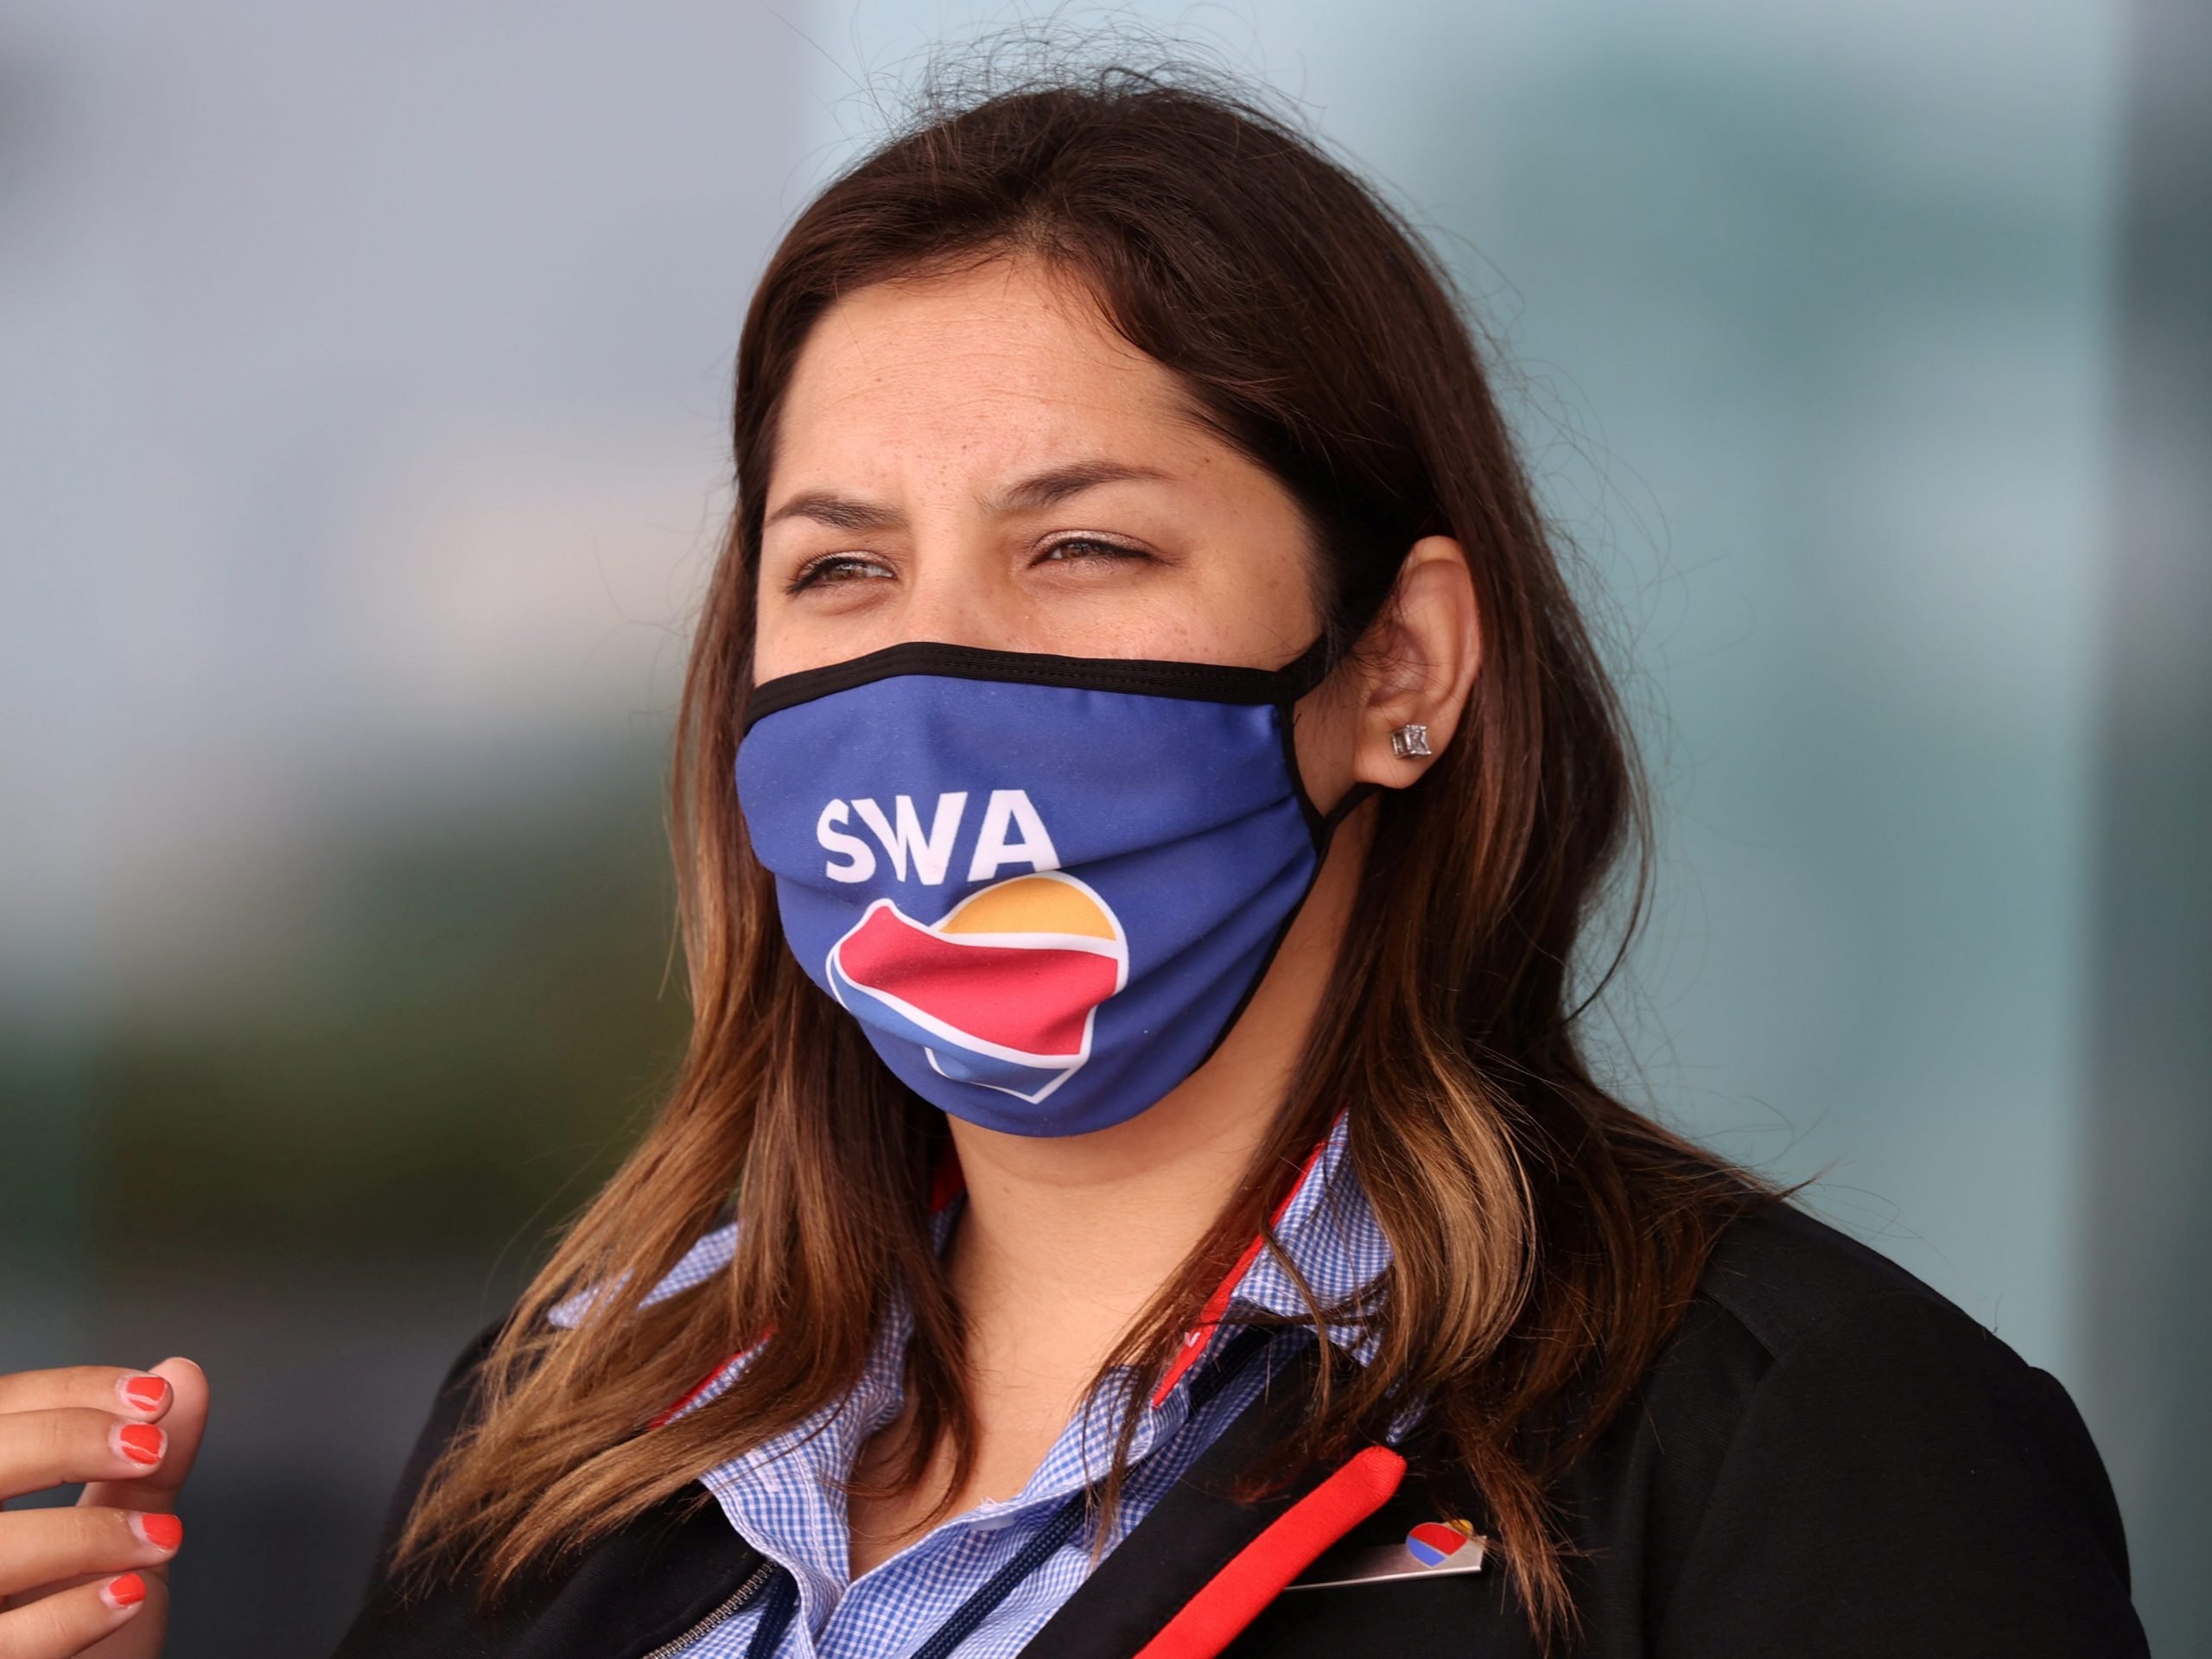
left=1404, top=1517, right=1479, bottom=1568
left=1286, top=1516, right=1489, bottom=1591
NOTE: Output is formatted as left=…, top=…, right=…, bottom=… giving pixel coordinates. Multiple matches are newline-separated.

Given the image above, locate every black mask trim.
left=744, top=636, right=1334, bottom=737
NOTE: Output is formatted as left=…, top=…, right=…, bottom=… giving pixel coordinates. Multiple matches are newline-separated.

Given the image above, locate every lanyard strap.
left=760, top=1327, right=1274, bottom=1659
left=906, top=1495, right=1090, bottom=1659
left=743, top=1571, right=799, bottom=1659
left=910, top=1328, right=1280, bottom=1657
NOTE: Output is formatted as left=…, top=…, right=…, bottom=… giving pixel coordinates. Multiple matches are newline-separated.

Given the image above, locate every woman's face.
left=753, top=256, right=1325, bottom=683
left=748, top=250, right=1481, bottom=1147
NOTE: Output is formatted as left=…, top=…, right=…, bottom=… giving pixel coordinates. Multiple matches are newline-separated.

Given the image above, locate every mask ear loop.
left=1277, top=543, right=1425, bottom=827
left=1136, top=642, right=1391, bottom=1090
left=1268, top=632, right=1389, bottom=845
left=1323, top=779, right=1379, bottom=831
left=1268, top=633, right=1338, bottom=702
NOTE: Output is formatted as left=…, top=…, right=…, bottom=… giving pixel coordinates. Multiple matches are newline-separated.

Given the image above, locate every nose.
left=891, top=535, right=1044, bottom=653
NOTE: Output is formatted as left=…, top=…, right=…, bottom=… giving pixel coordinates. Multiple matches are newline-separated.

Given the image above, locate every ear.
left=1347, top=535, right=1482, bottom=789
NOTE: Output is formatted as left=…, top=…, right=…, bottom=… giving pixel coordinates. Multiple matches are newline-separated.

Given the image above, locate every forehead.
left=772, top=257, right=1210, bottom=480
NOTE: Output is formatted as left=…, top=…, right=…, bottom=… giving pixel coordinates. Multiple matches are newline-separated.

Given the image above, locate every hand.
left=0, top=1357, right=209, bottom=1659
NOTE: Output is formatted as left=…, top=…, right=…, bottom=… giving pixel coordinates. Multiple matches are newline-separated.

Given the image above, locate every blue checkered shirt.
left=550, top=1114, right=1391, bottom=1658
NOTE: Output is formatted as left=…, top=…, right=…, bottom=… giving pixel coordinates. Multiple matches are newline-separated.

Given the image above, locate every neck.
left=844, top=808, right=1371, bottom=1560
left=942, top=806, right=1370, bottom=1367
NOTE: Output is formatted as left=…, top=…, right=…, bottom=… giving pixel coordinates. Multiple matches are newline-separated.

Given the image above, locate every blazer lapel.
left=1022, top=1340, right=1538, bottom=1659
left=331, top=1491, right=763, bottom=1659
left=1021, top=1344, right=1363, bottom=1659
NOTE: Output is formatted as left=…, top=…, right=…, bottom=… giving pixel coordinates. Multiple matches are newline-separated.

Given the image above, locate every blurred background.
left=3, top=1, right=2205, bottom=1652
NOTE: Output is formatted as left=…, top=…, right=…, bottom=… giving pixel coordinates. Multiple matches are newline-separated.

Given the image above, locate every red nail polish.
left=105, top=1572, right=148, bottom=1609
left=136, top=1512, right=183, bottom=1550
left=121, top=1375, right=168, bottom=1414
left=116, top=1423, right=164, bottom=1465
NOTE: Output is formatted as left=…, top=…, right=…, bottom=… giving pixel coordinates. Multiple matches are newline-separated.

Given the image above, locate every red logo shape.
left=1405, top=1518, right=1477, bottom=1568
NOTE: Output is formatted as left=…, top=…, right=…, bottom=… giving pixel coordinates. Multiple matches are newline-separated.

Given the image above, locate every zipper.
left=637, top=1554, right=779, bottom=1659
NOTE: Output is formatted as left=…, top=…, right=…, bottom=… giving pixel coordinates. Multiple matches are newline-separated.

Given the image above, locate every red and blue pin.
left=1404, top=1516, right=1479, bottom=1569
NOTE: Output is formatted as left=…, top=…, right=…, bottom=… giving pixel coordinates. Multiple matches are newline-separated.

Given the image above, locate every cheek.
left=751, top=595, right=836, bottom=685
left=1251, top=555, right=1327, bottom=639
left=749, top=586, right=798, bottom=681
left=750, top=568, right=892, bottom=682
left=1157, top=536, right=1327, bottom=666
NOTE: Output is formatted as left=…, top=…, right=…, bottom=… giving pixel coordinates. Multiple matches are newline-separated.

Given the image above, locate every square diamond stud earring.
left=1389, top=722, right=1432, bottom=759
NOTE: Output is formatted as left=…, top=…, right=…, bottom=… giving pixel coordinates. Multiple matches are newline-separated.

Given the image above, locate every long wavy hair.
left=391, top=60, right=1766, bottom=1644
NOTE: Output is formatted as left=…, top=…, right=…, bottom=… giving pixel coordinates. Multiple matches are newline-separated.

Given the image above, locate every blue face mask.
left=734, top=639, right=1359, bottom=1136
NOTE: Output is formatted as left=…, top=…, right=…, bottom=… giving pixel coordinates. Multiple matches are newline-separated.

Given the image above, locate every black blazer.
left=333, top=1203, right=2147, bottom=1657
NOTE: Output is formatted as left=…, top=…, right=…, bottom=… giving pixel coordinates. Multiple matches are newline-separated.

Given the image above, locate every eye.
left=786, top=552, right=895, bottom=594
left=1034, top=535, right=1153, bottom=567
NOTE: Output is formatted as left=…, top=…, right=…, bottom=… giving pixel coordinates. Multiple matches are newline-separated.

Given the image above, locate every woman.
left=0, top=66, right=2145, bottom=1659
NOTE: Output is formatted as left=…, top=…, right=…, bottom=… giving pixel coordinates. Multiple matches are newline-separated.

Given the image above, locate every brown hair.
left=391, top=60, right=1766, bottom=1643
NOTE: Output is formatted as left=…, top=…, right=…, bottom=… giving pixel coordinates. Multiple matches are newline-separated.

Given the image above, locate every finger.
left=0, top=1510, right=180, bottom=1600
left=78, top=1360, right=207, bottom=1522
left=51, top=1571, right=165, bottom=1659
left=0, top=1573, right=145, bottom=1659
left=0, top=1414, right=168, bottom=1506
left=0, top=1372, right=171, bottom=1426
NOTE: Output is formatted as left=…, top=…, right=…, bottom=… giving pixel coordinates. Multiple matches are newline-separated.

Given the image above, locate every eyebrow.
left=761, top=459, right=1174, bottom=532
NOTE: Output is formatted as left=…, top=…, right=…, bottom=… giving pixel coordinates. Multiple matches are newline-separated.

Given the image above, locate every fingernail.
left=114, top=1423, right=165, bottom=1465
left=120, top=1374, right=169, bottom=1414
left=103, top=1572, right=148, bottom=1610
left=133, top=1512, right=183, bottom=1551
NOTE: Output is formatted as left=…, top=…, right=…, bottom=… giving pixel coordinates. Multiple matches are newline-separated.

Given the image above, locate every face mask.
left=734, top=639, right=1360, bottom=1136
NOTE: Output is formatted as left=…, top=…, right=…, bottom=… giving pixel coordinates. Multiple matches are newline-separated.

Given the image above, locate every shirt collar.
left=556, top=1109, right=1391, bottom=1430
left=562, top=1113, right=1393, bottom=1605
left=1147, top=1109, right=1387, bottom=1406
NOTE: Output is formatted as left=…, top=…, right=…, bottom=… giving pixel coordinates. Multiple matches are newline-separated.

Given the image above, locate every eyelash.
left=1037, top=535, right=1148, bottom=566
left=785, top=553, right=888, bottom=594
left=784, top=537, right=1148, bottom=594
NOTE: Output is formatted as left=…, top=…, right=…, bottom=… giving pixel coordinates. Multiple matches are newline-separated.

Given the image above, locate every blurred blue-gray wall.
left=3, top=2, right=2203, bottom=1652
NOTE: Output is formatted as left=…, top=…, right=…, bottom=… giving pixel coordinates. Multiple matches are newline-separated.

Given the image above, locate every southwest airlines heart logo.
left=1404, top=1518, right=1480, bottom=1569
left=825, top=872, right=1129, bottom=1103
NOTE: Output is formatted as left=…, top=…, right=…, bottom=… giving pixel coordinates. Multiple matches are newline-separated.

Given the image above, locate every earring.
left=1389, top=722, right=1432, bottom=759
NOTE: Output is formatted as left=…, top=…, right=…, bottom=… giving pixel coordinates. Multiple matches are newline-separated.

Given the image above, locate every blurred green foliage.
left=87, top=754, right=696, bottom=1276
